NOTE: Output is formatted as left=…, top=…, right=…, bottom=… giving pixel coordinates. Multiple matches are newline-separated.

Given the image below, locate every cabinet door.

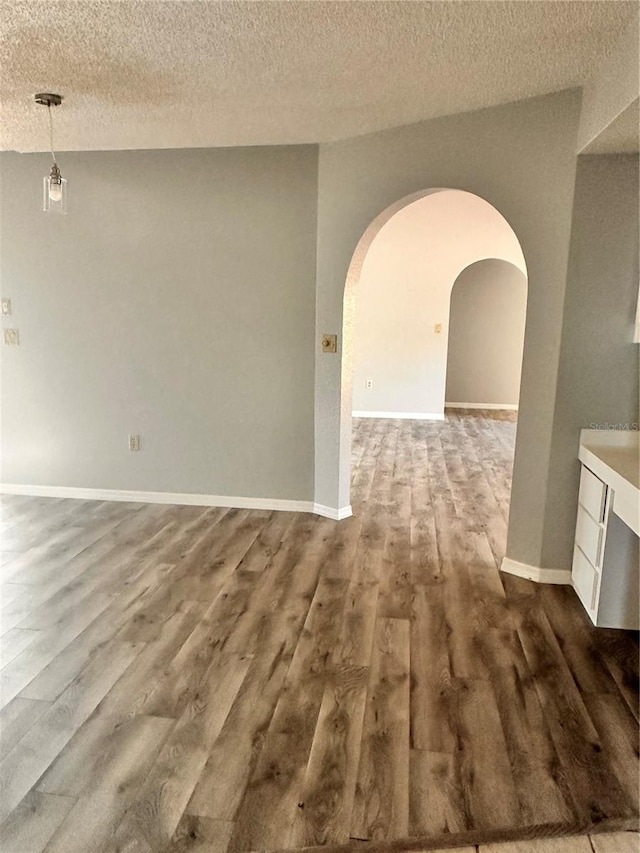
left=575, top=505, right=603, bottom=567
left=572, top=546, right=598, bottom=619
left=578, top=466, right=606, bottom=522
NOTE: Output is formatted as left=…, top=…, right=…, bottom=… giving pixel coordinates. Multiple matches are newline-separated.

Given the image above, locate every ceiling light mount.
left=35, top=92, right=67, bottom=213
left=35, top=93, right=63, bottom=108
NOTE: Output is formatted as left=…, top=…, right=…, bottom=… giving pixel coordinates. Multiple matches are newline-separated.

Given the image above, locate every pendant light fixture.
left=35, top=93, right=67, bottom=214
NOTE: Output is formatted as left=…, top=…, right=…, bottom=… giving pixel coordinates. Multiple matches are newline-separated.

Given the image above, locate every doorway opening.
left=445, top=258, right=527, bottom=412
left=340, top=188, right=528, bottom=510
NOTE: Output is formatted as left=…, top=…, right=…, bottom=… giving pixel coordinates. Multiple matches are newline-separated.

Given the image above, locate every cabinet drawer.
left=572, top=545, right=599, bottom=616
left=575, top=505, right=603, bottom=567
left=578, top=466, right=606, bottom=522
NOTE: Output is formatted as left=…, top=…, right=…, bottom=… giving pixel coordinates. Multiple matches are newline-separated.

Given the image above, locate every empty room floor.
left=0, top=411, right=638, bottom=853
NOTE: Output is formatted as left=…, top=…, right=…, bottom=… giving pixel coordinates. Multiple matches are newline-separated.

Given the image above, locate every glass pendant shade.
left=35, top=95, right=67, bottom=214
left=43, top=163, right=67, bottom=214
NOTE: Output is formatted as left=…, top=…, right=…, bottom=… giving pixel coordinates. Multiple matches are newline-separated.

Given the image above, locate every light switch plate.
left=1, top=298, right=11, bottom=316
left=322, top=333, right=337, bottom=353
left=3, top=328, right=19, bottom=346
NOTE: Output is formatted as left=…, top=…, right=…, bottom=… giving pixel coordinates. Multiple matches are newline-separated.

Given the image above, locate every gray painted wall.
left=314, top=90, right=582, bottom=573
left=541, top=154, right=640, bottom=570
left=446, top=259, right=527, bottom=407
left=0, top=145, right=318, bottom=500
left=1, top=97, right=636, bottom=583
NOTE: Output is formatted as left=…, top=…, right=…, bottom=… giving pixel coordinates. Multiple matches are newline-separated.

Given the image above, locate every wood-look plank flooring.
left=0, top=411, right=638, bottom=853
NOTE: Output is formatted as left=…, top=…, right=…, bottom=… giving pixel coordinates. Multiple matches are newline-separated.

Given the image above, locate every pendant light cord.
left=47, top=104, right=56, bottom=164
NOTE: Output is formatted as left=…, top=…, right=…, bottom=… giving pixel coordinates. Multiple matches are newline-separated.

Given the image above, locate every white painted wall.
left=446, top=259, right=527, bottom=407
left=351, top=190, right=525, bottom=417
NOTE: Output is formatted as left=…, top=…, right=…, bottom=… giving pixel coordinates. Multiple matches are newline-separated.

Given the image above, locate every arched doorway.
left=446, top=258, right=527, bottom=411
left=340, top=188, right=527, bottom=509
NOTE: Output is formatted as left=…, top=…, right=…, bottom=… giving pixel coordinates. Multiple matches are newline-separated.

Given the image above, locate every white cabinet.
left=577, top=465, right=606, bottom=523
left=572, top=543, right=599, bottom=614
left=574, top=504, right=603, bottom=567
left=572, top=465, right=607, bottom=622
left=571, top=430, right=639, bottom=630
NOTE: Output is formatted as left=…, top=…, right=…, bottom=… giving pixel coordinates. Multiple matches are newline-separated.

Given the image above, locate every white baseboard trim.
left=501, top=557, right=572, bottom=585
left=445, top=402, right=519, bottom=411
left=0, top=483, right=352, bottom=520
left=313, top=503, right=353, bottom=520
left=352, top=411, right=445, bottom=420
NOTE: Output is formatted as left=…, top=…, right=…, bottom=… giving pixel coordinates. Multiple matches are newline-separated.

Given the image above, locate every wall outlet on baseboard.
left=128, top=434, right=140, bottom=451
left=366, top=379, right=373, bottom=390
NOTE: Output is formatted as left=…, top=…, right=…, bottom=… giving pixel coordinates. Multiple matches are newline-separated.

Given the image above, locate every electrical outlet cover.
left=3, top=328, right=19, bottom=345
left=1, top=298, right=11, bottom=316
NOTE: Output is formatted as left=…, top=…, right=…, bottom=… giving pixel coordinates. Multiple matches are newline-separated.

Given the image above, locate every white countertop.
left=579, top=429, right=640, bottom=536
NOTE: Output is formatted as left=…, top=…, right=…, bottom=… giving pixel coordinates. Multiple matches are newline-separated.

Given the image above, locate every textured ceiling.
left=0, top=1, right=637, bottom=152
left=582, top=98, right=640, bottom=154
